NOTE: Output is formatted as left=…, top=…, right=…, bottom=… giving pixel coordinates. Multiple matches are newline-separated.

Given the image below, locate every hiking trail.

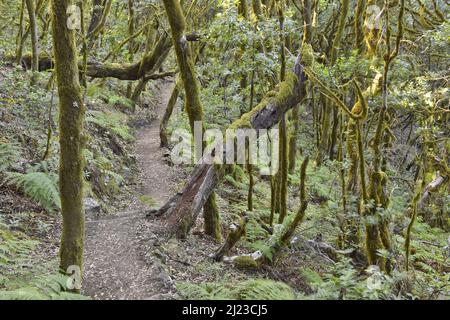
left=82, top=81, right=177, bottom=300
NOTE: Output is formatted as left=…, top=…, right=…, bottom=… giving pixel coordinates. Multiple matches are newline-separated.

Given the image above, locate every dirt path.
left=82, top=81, right=177, bottom=300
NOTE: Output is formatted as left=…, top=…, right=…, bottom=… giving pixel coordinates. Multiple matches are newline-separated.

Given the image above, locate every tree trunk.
left=25, top=0, right=39, bottom=73
left=203, top=191, right=222, bottom=241
left=15, top=0, right=26, bottom=66
left=87, top=0, right=103, bottom=35
left=160, top=78, right=180, bottom=148
left=278, top=113, right=288, bottom=223
left=126, top=0, right=135, bottom=98
left=318, top=0, right=349, bottom=163
left=51, top=0, right=85, bottom=284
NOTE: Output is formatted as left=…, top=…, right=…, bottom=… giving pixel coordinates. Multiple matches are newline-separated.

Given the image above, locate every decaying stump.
left=214, top=216, right=248, bottom=261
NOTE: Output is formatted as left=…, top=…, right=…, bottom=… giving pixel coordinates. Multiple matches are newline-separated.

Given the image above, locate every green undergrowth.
left=177, top=279, right=296, bottom=300
left=87, top=110, right=134, bottom=141
left=0, top=217, right=89, bottom=300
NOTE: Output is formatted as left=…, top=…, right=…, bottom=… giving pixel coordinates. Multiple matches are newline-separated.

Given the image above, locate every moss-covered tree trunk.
left=51, top=0, right=85, bottom=280
left=237, top=0, right=249, bottom=114
left=162, top=0, right=221, bottom=241
left=87, top=0, right=103, bottom=34
left=25, top=0, right=39, bottom=73
left=252, top=0, right=263, bottom=19
left=87, top=0, right=113, bottom=46
left=15, top=0, right=26, bottom=66
left=364, top=0, right=405, bottom=272
left=203, top=191, right=222, bottom=242
left=354, top=0, right=366, bottom=51
left=288, top=0, right=312, bottom=173
left=160, top=78, right=180, bottom=148
left=126, top=0, right=135, bottom=98
left=364, top=0, right=381, bottom=58
left=278, top=113, right=288, bottom=223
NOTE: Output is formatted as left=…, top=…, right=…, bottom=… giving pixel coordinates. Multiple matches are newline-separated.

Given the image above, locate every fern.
left=86, top=85, right=134, bottom=110
left=0, top=218, right=89, bottom=300
left=0, top=278, right=90, bottom=300
left=86, top=110, right=133, bottom=141
left=107, top=94, right=134, bottom=110
left=236, top=279, right=296, bottom=300
left=0, top=143, right=21, bottom=172
left=177, top=281, right=235, bottom=300
left=0, top=287, right=47, bottom=300
left=6, top=172, right=60, bottom=212
left=177, top=279, right=296, bottom=300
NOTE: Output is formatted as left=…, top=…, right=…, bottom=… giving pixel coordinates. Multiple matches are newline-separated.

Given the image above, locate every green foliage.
left=195, top=1, right=299, bottom=129
left=301, top=259, right=399, bottom=300
left=87, top=85, right=134, bottom=110
left=395, top=216, right=450, bottom=299
left=241, top=210, right=276, bottom=261
left=237, top=279, right=295, bottom=300
left=84, top=149, right=125, bottom=196
left=0, top=143, right=22, bottom=172
left=176, top=281, right=235, bottom=300
left=87, top=110, right=133, bottom=141
left=177, top=279, right=296, bottom=300
left=0, top=223, right=38, bottom=279
left=0, top=274, right=90, bottom=300
left=6, top=172, right=60, bottom=213
left=0, top=217, right=88, bottom=300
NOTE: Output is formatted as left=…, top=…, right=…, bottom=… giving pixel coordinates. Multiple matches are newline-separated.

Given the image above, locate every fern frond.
left=176, top=279, right=296, bottom=300
left=236, top=279, right=296, bottom=300
left=0, top=143, right=22, bottom=172
left=0, top=287, right=47, bottom=300
left=6, top=172, right=60, bottom=212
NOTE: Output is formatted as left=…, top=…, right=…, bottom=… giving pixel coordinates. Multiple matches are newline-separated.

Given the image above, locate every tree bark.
left=15, top=0, right=26, bottom=66
left=160, top=78, right=180, bottom=148
left=87, top=0, right=103, bottom=35
left=51, top=0, right=85, bottom=284
left=25, top=0, right=39, bottom=73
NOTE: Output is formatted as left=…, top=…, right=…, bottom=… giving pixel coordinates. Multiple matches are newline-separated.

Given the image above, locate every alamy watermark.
left=66, top=5, right=81, bottom=30
left=66, top=265, right=82, bottom=290
left=365, top=5, right=383, bottom=30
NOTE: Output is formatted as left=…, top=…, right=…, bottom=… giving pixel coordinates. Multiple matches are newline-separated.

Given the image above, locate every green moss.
left=204, top=192, right=222, bottom=241
left=229, top=111, right=254, bottom=130
left=139, top=195, right=157, bottom=207
left=300, top=43, right=315, bottom=67
left=272, top=72, right=298, bottom=107
left=233, top=256, right=260, bottom=269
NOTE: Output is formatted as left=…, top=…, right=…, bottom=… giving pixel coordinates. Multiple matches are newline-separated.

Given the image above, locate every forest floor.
left=82, top=81, right=180, bottom=300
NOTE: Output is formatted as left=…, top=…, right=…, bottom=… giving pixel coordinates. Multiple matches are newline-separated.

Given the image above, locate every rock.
left=84, top=197, right=101, bottom=218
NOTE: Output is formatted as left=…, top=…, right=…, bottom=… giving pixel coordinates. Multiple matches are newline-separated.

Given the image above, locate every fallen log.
left=19, top=34, right=172, bottom=80
left=154, top=48, right=308, bottom=239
